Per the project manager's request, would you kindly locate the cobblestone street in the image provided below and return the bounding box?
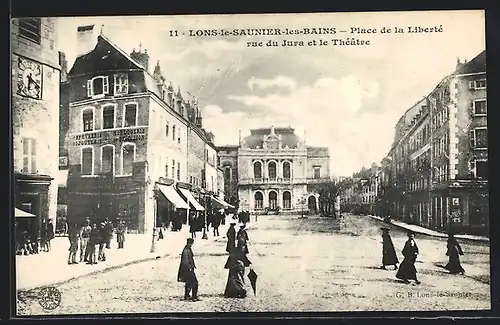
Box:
[17,214,490,315]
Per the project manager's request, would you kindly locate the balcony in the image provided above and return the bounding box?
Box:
[239,177,330,185]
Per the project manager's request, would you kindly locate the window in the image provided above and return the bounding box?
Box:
[268,161,277,179]
[164,158,168,177]
[253,161,262,179]
[102,105,115,129]
[190,176,193,184]
[180,105,184,116]
[123,103,137,127]
[101,145,115,174]
[470,128,488,149]
[82,108,94,132]
[313,166,321,179]
[172,160,175,179]
[224,167,231,182]
[18,18,41,44]
[177,162,181,180]
[472,100,487,116]
[470,79,487,90]
[178,133,181,144]
[254,192,263,209]
[172,125,176,141]
[165,122,169,137]
[283,161,291,179]
[114,73,129,95]
[269,191,278,210]
[87,76,109,98]
[81,147,93,176]
[283,191,292,209]
[121,143,135,175]
[21,138,36,173]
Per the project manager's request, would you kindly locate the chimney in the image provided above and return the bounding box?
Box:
[59,51,68,82]
[76,25,98,57]
[130,44,150,72]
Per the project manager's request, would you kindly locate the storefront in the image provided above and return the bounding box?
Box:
[14,172,53,244]
[154,181,189,230]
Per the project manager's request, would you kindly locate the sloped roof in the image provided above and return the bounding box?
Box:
[243,127,301,149]
[456,50,486,74]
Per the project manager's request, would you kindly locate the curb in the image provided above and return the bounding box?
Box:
[365,215,489,243]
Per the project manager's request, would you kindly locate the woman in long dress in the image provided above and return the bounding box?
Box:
[395,231,421,284]
[224,249,251,298]
[444,233,465,275]
[381,227,399,270]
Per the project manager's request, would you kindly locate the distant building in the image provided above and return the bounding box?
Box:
[12,18,60,241]
[218,126,331,214]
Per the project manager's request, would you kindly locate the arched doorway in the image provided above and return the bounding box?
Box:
[282,191,292,210]
[308,195,317,213]
[269,191,278,210]
[254,191,263,210]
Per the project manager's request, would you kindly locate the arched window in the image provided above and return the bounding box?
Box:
[268,161,277,179]
[121,143,136,175]
[283,161,291,179]
[101,145,115,174]
[254,161,262,179]
[81,147,93,176]
[283,191,291,209]
[254,192,263,209]
[269,191,278,210]
[224,166,231,182]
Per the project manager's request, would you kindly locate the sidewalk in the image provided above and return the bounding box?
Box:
[16,222,233,291]
[366,214,489,243]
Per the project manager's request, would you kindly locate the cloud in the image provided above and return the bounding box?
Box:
[247,76,297,91]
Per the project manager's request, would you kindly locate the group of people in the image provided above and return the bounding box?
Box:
[380,227,466,285]
[188,210,228,239]
[16,219,55,255]
[67,218,127,265]
[177,219,252,302]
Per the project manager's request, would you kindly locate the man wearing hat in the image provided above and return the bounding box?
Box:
[177,238,199,301]
[396,231,421,284]
[380,227,398,270]
[237,224,249,255]
[226,223,237,253]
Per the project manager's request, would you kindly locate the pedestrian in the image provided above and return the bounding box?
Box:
[177,238,199,301]
[213,211,221,237]
[104,218,114,249]
[68,223,80,265]
[226,222,236,253]
[116,220,126,249]
[444,232,465,275]
[223,250,251,298]
[189,213,197,239]
[380,227,399,270]
[87,223,99,264]
[80,220,92,262]
[46,219,54,252]
[237,224,249,255]
[40,221,47,252]
[395,231,421,284]
[98,222,107,262]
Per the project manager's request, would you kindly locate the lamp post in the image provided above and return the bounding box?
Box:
[201,189,208,240]
[150,183,158,253]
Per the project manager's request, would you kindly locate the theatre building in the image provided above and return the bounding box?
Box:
[12,18,60,243]
[221,126,331,214]
[65,26,207,233]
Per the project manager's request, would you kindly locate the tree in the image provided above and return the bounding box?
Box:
[313,180,345,217]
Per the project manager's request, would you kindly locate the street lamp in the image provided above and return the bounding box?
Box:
[150,183,158,253]
[201,190,209,240]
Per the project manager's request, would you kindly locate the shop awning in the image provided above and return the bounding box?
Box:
[211,196,234,209]
[15,208,35,218]
[178,188,205,211]
[157,184,189,209]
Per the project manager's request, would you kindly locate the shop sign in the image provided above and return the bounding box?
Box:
[71,127,147,146]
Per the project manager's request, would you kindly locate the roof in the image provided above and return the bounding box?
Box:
[242,126,301,149]
[456,50,486,75]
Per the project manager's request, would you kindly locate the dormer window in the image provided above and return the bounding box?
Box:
[87,76,109,98]
[114,73,129,95]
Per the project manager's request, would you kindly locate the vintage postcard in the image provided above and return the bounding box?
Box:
[12,10,489,315]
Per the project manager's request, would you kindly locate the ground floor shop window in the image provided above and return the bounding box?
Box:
[254,192,263,209]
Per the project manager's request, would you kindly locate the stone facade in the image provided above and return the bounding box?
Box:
[12,17,61,240]
[218,126,330,215]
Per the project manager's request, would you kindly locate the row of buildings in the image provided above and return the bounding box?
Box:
[340,51,488,236]
[13,20,231,237]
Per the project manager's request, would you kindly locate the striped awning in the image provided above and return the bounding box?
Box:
[211,196,234,209]
[157,184,189,209]
[178,188,204,211]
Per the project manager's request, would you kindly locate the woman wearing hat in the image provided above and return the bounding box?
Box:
[223,248,251,298]
[226,223,237,253]
[380,227,399,270]
[237,224,249,255]
[444,232,465,275]
[395,231,421,284]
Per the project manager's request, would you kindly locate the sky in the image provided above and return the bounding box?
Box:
[56,10,485,177]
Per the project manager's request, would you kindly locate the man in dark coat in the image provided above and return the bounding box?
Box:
[68,223,80,264]
[237,224,249,255]
[213,211,221,237]
[395,231,421,284]
[444,232,465,275]
[87,223,100,264]
[226,223,236,253]
[177,238,199,301]
[98,222,108,262]
[381,227,399,270]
